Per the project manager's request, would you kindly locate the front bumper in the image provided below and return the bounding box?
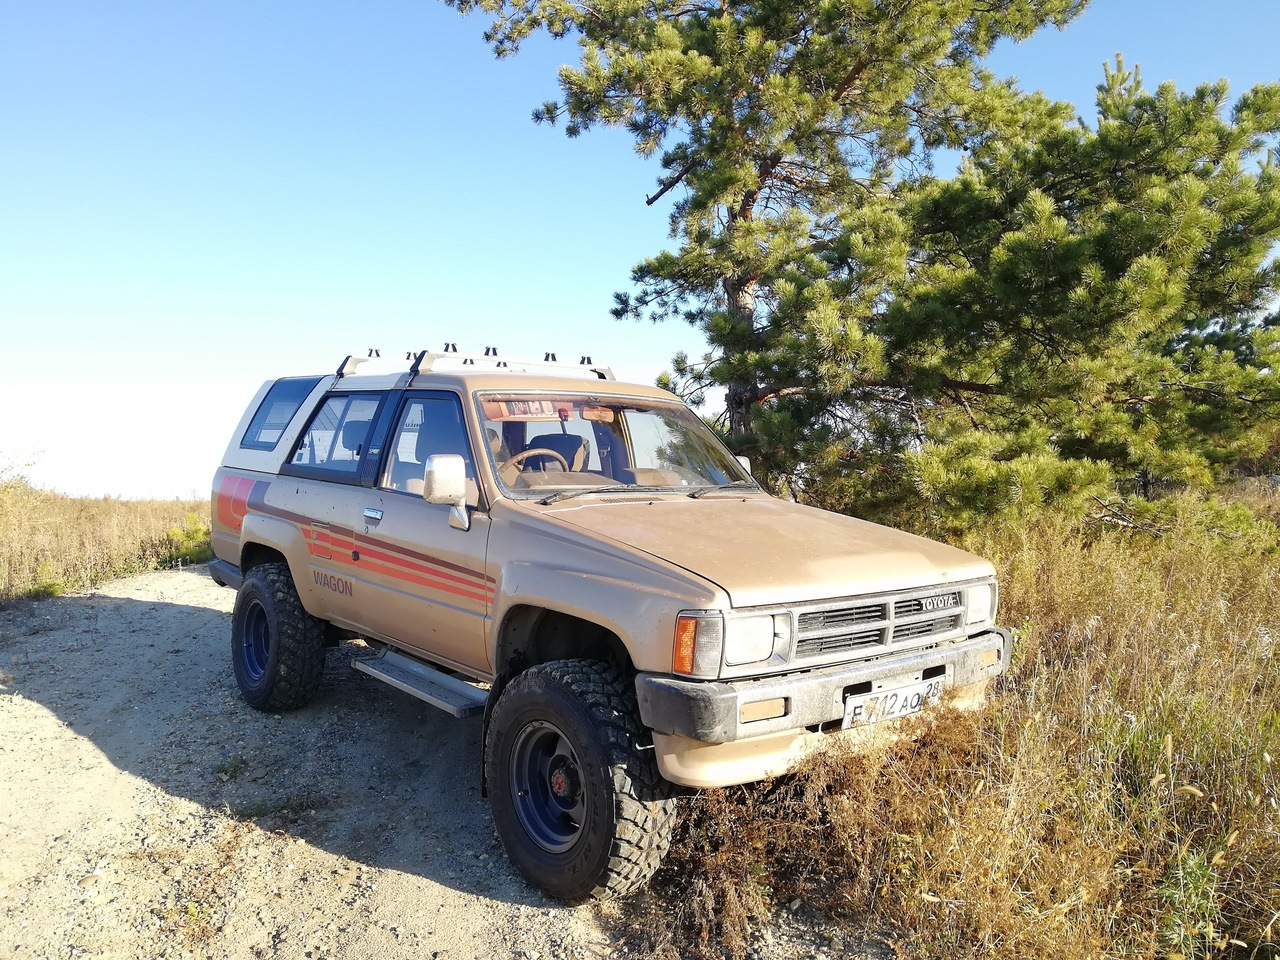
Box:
[635,627,1010,744]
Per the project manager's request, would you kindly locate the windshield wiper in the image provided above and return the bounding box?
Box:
[538,484,678,505]
[687,481,761,499]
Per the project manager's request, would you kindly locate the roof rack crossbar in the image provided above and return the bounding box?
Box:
[401,347,614,381]
[335,349,615,382]
[336,348,383,378]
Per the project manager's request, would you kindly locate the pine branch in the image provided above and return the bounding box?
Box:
[1086,496,1165,536]
[646,157,699,206]
[830,54,872,103]
[937,375,1005,396]
[1156,381,1280,405]
[757,386,808,405]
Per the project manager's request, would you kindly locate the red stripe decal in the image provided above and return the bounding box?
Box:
[222,483,493,604]
[342,538,492,595]
[350,555,491,603]
[216,475,262,534]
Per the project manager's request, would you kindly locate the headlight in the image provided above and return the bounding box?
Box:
[966,583,996,625]
[674,611,791,675]
[724,615,771,666]
[725,613,790,666]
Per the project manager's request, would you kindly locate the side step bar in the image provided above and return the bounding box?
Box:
[208,558,243,590]
[352,649,487,718]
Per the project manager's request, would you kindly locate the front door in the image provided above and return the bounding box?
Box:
[352,392,492,673]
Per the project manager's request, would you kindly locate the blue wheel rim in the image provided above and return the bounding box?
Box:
[510,719,586,854]
[241,598,271,684]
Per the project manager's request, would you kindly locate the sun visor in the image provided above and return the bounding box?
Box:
[480,398,616,423]
[481,399,561,421]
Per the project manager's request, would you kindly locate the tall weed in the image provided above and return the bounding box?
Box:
[0,479,211,604]
[640,501,1280,960]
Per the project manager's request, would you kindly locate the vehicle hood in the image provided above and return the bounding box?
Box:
[541,495,994,607]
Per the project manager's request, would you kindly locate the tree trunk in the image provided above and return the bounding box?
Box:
[723,274,759,437]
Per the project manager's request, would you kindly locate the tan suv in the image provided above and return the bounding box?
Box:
[210,349,1009,901]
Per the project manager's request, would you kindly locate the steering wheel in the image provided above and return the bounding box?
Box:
[502,447,571,473]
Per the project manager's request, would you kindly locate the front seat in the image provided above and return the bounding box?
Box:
[402,404,480,502]
[523,433,588,472]
[340,419,371,460]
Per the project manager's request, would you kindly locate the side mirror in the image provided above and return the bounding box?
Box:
[422,455,470,531]
[735,455,752,474]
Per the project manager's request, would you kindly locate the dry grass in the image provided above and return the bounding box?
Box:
[0,478,211,605]
[636,492,1280,960]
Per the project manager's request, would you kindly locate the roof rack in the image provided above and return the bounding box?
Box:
[335,348,384,379]
[399,345,615,381]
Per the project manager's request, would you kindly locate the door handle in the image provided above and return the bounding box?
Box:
[363,507,383,522]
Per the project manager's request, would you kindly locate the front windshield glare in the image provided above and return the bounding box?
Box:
[477,394,755,498]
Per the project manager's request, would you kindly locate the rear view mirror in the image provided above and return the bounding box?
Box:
[422,455,470,530]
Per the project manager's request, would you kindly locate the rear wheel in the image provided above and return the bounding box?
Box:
[486,659,677,902]
[230,562,326,711]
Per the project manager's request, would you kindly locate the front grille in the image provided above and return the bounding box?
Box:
[894,592,962,617]
[797,602,885,633]
[893,614,962,640]
[793,587,970,661]
[795,628,882,659]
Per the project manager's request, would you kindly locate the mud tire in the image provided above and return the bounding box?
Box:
[230,562,327,711]
[486,659,677,902]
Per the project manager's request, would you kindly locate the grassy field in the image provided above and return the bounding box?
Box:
[4,467,1276,958]
[634,487,1280,960]
[0,478,211,605]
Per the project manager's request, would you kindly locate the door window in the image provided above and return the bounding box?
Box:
[290,394,382,477]
[382,395,477,494]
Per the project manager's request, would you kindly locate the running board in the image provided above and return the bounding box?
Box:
[352,650,487,718]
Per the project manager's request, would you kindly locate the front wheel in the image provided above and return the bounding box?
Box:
[486,660,677,902]
[230,562,326,711]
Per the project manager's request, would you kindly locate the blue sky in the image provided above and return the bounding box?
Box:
[1,1,1277,497]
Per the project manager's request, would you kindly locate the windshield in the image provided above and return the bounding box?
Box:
[476,393,756,499]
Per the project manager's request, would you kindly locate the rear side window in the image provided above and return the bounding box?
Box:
[240,377,323,450]
[290,393,382,477]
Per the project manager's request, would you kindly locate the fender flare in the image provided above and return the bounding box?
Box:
[489,560,705,676]
[237,514,324,616]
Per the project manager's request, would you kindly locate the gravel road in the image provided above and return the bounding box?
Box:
[0,566,855,960]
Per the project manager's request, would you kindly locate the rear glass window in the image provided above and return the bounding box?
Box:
[240,377,322,450]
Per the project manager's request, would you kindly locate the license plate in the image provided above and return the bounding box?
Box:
[842,678,943,729]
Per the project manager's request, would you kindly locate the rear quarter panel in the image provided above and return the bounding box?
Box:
[212,374,344,619]
[217,376,333,474]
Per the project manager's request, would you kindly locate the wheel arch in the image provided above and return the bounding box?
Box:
[494,604,634,679]
[236,513,325,615]
[240,541,288,574]
[481,604,636,799]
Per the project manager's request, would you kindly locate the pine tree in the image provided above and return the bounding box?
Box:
[445,0,1086,439]
[859,61,1280,522]
[447,3,1280,523]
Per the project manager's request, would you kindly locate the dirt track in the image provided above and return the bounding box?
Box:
[0,566,848,960]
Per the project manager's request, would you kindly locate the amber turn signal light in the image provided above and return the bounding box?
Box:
[673,615,700,675]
